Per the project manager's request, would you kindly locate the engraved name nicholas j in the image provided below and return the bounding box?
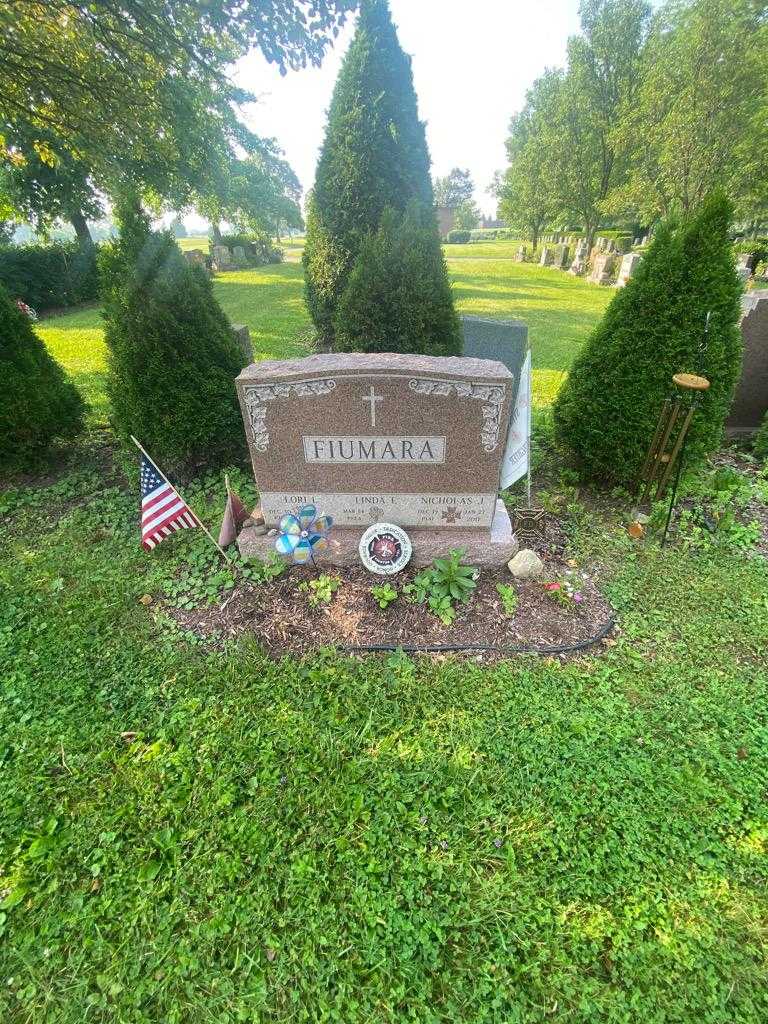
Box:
[302,436,446,464]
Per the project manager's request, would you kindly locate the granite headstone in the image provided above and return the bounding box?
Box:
[236,352,520,566]
[726,289,768,435]
[616,252,642,287]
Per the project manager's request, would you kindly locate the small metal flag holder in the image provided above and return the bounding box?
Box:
[635,314,712,546]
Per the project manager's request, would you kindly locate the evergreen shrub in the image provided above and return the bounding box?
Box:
[0,283,85,468]
[446,230,471,244]
[334,206,461,357]
[303,0,439,347]
[101,211,244,476]
[554,192,743,484]
[0,241,99,311]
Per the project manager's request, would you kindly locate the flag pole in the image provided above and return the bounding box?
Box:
[130,435,233,565]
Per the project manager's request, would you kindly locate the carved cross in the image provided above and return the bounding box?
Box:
[441,506,460,524]
[362,386,384,427]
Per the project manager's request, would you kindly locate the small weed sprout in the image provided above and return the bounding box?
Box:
[298,575,341,607]
[370,583,398,609]
[495,582,518,617]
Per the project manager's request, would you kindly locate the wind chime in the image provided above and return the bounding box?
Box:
[635,313,712,545]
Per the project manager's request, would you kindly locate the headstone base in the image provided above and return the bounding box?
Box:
[237,499,519,568]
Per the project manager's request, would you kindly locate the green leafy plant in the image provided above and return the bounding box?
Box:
[496,582,519,617]
[403,549,477,625]
[755,412,768,461]
[238,552,288,585]
[370,583,398,609]
[543,574,585,608]
[334,204,461,356]
[0,240,99,311]
[298,574,341,608]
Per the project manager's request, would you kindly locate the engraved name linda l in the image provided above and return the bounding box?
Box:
[302,436,446,464]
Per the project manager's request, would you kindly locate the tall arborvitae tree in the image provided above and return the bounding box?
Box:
[335,205,461,356]
[304,0,457,352]
[101,203,244,476]
[553,192,742,484]
[0,284,84,468]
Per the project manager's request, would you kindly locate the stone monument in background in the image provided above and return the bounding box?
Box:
[589,252,616,286]
[726,289,768,436]
[616,252,642,287]
[568,239,589,275]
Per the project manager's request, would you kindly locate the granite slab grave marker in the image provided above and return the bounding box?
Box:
[726,289,768,435]
[568,239,588,275]
[235,353,520,566]
[212,244,233,270]
[589,252,616,286]
[461,316,528,410]
[540,246,554,267]
[616,252,642,287]
[554,244,570,270]
[231,324,253,366]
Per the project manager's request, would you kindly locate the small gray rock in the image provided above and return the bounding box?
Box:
[507,549,544,579]
[630,510,651,525]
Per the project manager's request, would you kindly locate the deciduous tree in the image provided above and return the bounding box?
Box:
[608,0,768,222]
[433,168,474,208]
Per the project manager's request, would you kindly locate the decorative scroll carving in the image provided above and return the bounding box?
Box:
[243,379,336,452]
[408,379,506,451]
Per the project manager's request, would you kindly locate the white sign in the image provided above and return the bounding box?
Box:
[499,350,531,489]
[358,523,413,575]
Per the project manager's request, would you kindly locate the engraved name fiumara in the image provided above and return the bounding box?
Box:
[236,352,515,529]
[303,436,445,464]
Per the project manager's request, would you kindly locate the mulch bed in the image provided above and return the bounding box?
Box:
[170,516,616,661]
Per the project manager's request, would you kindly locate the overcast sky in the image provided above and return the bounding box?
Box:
[231,0,583,217]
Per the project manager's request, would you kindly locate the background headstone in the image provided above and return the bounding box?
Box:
[231,324,253,366]
[212,244,233,270]
[461,315,528,413]
[726,289,768,435]
[540,246,554,267]
[554,244,570,270]
[589,252,616,286]
[616,252,642,287]
[569,239,588,275]
[515,244,527,262]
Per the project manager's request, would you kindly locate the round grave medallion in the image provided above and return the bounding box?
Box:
[359,522,412,575]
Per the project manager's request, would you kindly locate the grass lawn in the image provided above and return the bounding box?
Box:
[2,242,768,1022]
[37,240,612,426]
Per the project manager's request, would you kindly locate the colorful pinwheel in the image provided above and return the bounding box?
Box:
[274,504,334,565]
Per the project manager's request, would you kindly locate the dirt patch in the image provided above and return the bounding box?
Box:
[169,534,616,661]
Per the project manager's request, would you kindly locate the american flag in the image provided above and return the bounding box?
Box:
[140,453,198,550]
